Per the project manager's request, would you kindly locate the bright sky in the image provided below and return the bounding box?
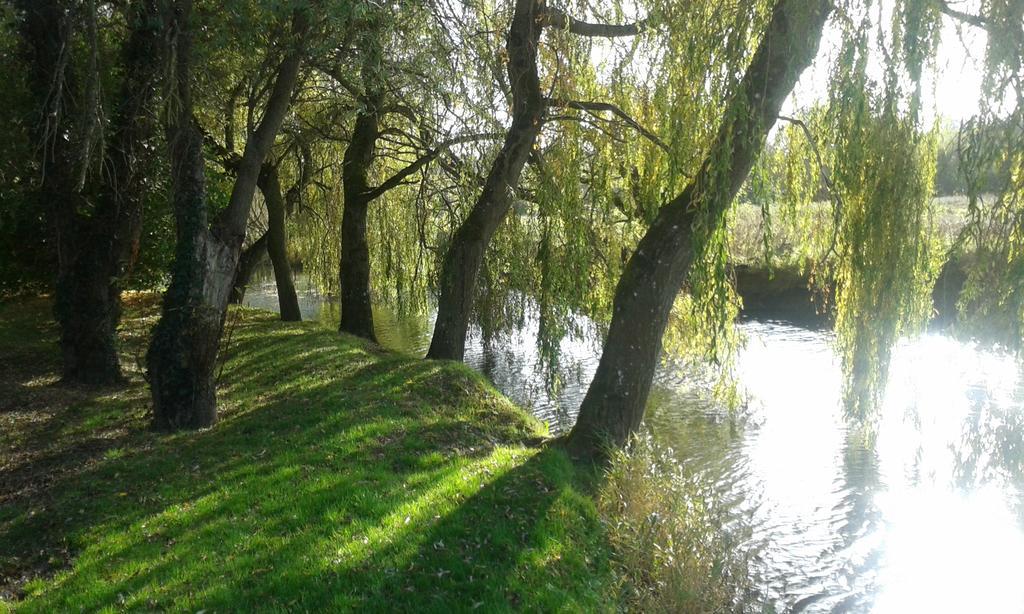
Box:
[586,2,995,132]
[931,16,989,121]
[785,7,991,125]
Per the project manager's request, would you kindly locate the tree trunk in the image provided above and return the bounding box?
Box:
[426,0,544,360]
[147,0,307,430]
[229,231,269,304]
[564,0,832,459]
[338,89,381,341]
[15,0,101,383]
[54,230,124,384]
[339,195,375,339]
[259,163,302,321]
[18,0,166,385]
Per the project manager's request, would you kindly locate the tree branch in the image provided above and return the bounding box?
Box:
[213,7,311,244]
[195,117,242,172]
[540,7,645,37]
[546,97,668,152]
[364,132,503,202]
[936,0,987,28]
[777,114,844,260]
[311,61,364,100]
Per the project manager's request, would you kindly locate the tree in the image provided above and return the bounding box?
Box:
[948,0,1024,351]
[426,0,643,361]
[332,6,499,342]
[147,0,310,430]
[258,160,303,321]
[15,0,168,385]
[210,137,310,321]
[564,0,832,459]
[337,37,386,340]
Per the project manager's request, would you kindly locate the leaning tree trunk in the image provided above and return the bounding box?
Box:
[564,0,832,459]
[259,163,301,321]
[147,0,307,430]
[229,231,269,304]
[338,84,382,340]
[426,0,544,360]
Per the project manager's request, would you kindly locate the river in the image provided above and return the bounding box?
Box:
[244,278,1024,613]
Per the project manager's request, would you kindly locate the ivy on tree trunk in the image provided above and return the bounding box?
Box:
[147,0,309,430]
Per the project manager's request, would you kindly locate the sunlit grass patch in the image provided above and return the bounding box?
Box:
[0,298,614,611]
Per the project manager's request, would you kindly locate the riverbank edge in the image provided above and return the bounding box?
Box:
[1,295,622,611]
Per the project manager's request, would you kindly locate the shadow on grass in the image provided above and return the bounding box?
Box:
[2,302,612,611]
[0,297,154,531]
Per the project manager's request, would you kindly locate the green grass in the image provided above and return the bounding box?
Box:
[728,196,970,270]
[0,296,614,612]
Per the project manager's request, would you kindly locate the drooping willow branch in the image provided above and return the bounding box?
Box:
[539,7,646,37]
[546,98,668,152]
[777,114,845,262]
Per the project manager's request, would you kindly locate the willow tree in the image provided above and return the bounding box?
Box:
[334,5,497,341]
[14,0,168,385]
[822,2,943,418]
[789,0,1020,416]
[564,0,833,457]
[147,0,310,430]
[426,0,644,360]
[560,0,1024,458]
[951,0,1024,351]
[258,156,304,321]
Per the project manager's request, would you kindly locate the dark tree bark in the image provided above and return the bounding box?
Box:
[15,0,81,211]
[59,0,166,385]
[229,231,269,304]
[258,163,302,321]
[564,0,833,459]
[147,0,308,430]
[338,83,382,340]
[426,0,545,360]
[17,0,167,385]
[332,62,500,340]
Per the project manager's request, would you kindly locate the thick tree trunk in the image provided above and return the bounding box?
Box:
[18,0,165,385]
[338,92,381,340]
[426,0,544,360]
[147,0,307,430]
[259,163,302,321]
[15,0,103,383]
[229,231,269,304]
[147,218,235,431]
[339,196,375,338]
[54,231,124,384]
[564,0,832,459]
[65,0,165,384]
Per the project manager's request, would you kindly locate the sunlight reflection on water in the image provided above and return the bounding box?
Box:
[657,322,1024,612]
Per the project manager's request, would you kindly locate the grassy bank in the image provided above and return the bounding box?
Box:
[0,296,615,611]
